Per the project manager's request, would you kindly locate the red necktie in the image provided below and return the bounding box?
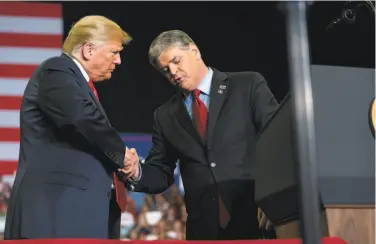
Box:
[191,89,207,141]
[88,80,128,212]
[191,89,231,228]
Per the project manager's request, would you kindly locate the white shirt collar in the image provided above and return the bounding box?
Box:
[65,53,90,82]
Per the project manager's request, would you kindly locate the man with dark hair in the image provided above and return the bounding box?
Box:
[126,30,278,240]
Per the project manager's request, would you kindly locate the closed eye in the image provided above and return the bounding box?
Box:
[161,67,170,74]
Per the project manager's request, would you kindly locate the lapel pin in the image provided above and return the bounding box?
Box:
[218,85,226,94]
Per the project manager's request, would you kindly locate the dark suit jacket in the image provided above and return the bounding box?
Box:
[4,54,126,239]
[133,69,278,240]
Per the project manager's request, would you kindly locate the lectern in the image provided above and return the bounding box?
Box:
[255,65,375,244]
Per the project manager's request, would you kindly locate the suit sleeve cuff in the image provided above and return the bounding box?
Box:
[127,163,142,184]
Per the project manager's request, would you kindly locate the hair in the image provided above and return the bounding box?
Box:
[148,30,196,67]
[62,15,132,55]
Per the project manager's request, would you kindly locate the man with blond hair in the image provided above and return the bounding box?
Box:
[4,15,140,239]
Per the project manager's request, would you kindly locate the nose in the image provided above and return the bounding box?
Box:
[169,64,178,76]
[114,53,121,65]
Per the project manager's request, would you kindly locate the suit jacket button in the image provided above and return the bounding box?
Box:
[107,191,111,197]
[210,162,216,168]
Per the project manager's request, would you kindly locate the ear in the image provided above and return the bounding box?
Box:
[82,42,93,61]
[189,43,201,60]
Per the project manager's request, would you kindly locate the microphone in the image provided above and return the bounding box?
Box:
[326,1,375,31]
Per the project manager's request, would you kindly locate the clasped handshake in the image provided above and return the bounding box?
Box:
[117,147,140,180]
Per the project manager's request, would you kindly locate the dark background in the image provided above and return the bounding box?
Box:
[62,1,375,133]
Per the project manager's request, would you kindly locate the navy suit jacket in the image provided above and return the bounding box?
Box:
[4,54,126,239]
[133,70,278,240]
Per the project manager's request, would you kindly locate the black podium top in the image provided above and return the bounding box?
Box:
[255,65,375,223]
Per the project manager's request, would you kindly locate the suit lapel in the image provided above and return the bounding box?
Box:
[207,69,229,150]
[61,54,108,118]
[172,92,204,146]
[88,88,108,117]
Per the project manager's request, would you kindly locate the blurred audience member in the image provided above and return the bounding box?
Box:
[0,176,11,213]
[122,185,186,240]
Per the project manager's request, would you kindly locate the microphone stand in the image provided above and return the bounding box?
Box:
[280,1,322,244]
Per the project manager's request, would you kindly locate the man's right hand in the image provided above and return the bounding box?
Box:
[118,147,140,180]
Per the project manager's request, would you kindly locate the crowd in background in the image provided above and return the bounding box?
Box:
[0,176,12,240]
[0,176,11,214]
[0,176,274,240]
[0,176,187,241]
[121,185,186,240]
